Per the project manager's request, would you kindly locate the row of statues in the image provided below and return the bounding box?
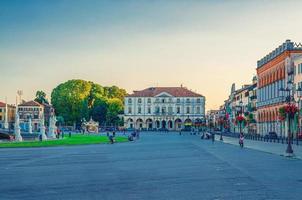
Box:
[14,110,57,142]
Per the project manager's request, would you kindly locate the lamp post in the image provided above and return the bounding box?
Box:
[279,79,297,156]
[235,101,244,135]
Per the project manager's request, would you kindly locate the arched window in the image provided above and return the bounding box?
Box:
[138,98,142,104]
[128,98,132,104]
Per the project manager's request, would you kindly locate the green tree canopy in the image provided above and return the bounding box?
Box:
[51,80,92,125]
[106,98,124,126]
[35,90,49,104]
[51,79,127,127]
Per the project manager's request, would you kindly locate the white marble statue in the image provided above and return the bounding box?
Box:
[39,114,47,140]
[48,114,57,139]
[14,109,23,141]
[28,117,33,134]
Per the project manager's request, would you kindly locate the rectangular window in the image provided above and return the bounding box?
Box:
[148,107,151,114]
[186,107,190,114]
[168,106,172,113]
[177,107,180,114]
[128,107,132,114]
[162,107,166,114]
[138,107,141,114]
[196,107,200,114]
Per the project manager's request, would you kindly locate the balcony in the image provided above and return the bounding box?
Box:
[256,96,285,108]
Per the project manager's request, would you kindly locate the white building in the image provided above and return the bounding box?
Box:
[124,87,205,131]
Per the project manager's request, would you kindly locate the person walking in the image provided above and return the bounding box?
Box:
[239,133,244,148]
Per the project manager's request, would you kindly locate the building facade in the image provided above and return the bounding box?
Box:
[257,40,302,136]
[18,100,44,132]
[124,87,205,131]
[0,102,16,129]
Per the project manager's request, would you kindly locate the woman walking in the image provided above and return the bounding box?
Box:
[239,133,244,148]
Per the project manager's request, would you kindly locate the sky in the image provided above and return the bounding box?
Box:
[1,0,302,110]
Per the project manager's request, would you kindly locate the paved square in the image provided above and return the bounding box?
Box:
[1,132,302,200]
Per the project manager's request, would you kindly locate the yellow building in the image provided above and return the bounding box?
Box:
[0,101,16,129]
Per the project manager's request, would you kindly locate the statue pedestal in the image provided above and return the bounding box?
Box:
[48,128,56,139]
[40,126,47,140]
[14,127,23,142]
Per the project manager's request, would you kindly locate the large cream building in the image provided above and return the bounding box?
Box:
[124,87,205,130]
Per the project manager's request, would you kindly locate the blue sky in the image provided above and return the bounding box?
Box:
[1,0,302,109]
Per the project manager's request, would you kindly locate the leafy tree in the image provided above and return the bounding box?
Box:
[51,79,127,127]
[88,83,104,108]
[106,98,123,126]
[35,90,49,104]
[104,86,127,102]
[91,96,108,125]
[51,80,92,125]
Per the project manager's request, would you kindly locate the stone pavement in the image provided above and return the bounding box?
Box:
[1,132,302,200]
[215,134,302,159]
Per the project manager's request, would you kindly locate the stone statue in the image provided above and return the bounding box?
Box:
[14,108,23,141]
[39,114,47,140]
[28,117,33,134]
[48,114,57,139]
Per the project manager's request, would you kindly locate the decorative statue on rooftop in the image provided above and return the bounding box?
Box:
[39,114,47,141]
[48,113,57,139]
[14,108,23,142]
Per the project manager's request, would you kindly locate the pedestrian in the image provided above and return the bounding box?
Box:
[239,133,244,148]
[109,135,114,144]
[113,131,116,137]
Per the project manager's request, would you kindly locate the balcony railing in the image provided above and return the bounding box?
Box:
[256,96,285,108]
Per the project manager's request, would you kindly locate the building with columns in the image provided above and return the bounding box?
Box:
[257,40,302,136]
[124,87,205,130]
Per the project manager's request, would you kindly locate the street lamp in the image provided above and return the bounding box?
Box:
[235,100,244,135]
[279,79,295,156]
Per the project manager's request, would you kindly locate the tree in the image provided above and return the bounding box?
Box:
[51,79,127,127]
[91,96,108,125]
[51,80,92,125]
[35,90,49,104]
[104,86,127,102]
[106,98,123,126]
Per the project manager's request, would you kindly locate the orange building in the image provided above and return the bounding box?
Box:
[257,40,302,136]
